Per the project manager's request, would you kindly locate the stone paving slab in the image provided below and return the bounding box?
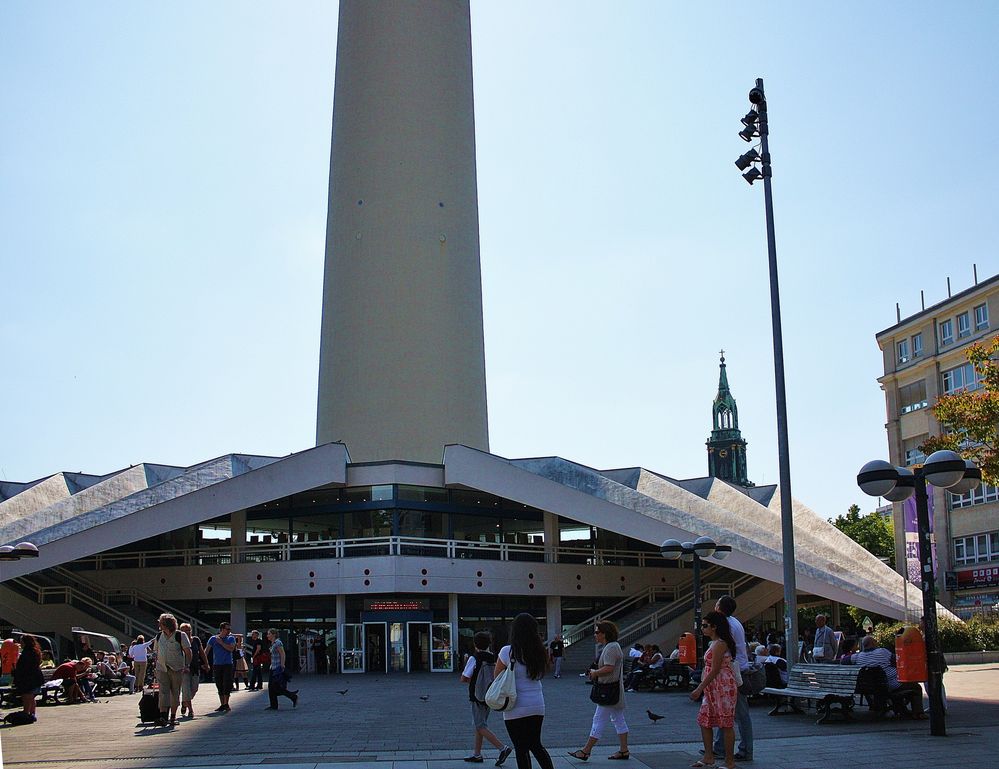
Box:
[1,665,997,769]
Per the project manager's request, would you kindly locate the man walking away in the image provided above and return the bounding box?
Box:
[460,631,512,765]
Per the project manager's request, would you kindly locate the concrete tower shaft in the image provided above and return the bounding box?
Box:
[317,0,489,462]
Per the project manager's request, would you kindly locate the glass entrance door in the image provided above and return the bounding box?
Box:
[389,622,406,672]
[431,623,453,672]
[364,622,388,673]
[340,623,364,673]
[407,622,430,672]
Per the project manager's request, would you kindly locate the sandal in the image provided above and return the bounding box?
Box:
[608,752,630,760]
[691,762,716,768]
[568,751,591,761]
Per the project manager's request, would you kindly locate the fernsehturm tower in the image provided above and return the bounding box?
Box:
[316,0,489,462]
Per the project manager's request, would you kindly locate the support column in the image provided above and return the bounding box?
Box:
[449,592,459,666]
[336,593,346,672]
[543,511,560,563]
[830,602,841,627]
[546,595,562,639]
[230,598,247,636]
[230,510,247,565]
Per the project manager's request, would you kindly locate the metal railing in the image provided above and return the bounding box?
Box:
[9,575,155,639]
[616,573,761,647]
[66,536,674,571]
[561,565,728,650]
[51,566,215,639]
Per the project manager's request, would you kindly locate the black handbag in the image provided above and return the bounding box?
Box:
[589,680,620,706]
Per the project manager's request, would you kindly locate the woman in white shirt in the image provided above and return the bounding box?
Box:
[569,621,629,761]
[493,614,555,769]
[128,635,151,691]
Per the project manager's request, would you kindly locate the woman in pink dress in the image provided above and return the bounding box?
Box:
[689,610,738,769]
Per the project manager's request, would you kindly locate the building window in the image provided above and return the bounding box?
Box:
[897,339,910,364]
[899,380,928,415]
[939,319,954,346]
[912,332,923,358]
[953,530,999,565]
[942,362,981,395]
[903,436,926,467]
[975,303,990,331]
[950,482,999,509]
[958,311,971,339]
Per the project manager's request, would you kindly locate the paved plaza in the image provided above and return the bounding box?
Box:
[1,664,997,769]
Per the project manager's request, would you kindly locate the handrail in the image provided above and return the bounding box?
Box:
[617,573,760,647]
[561,564,724,649]
[66,535,673,571]
[51,566,215,639]
[11,575,155,640]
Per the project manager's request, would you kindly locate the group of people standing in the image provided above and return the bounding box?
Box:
[133,616,299,727]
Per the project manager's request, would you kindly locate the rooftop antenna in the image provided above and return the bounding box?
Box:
[896,303,901,323]
[974,263,978,285]
[947,277,952,298]
[921,290,925,311]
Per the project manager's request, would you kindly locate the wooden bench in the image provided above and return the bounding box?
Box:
[761,663,861,724]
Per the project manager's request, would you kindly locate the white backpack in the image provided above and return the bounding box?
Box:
[485,658,518,711]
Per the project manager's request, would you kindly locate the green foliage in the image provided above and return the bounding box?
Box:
[870,616,999,652]
[921,335,999,485]
[829,504,895,567]
[967,614,999,650]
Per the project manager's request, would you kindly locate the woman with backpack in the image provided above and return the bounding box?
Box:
[151,613,192,727]
[493,614,555,769]
[459,631,512,765]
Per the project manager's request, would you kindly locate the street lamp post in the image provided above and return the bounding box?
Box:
[734,77,799,661]
[858,450,981,737]
[661,537,732,663]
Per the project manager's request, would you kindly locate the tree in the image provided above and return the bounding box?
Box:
[921,335,999,485]
[829,503,895,567]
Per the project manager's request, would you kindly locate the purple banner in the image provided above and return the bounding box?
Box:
[903,493,937,584]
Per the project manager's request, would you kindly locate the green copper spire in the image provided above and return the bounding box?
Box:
[706,351,753,486]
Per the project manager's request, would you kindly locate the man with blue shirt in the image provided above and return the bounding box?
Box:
[206,621,236,712]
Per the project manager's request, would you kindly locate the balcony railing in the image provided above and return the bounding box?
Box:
[65,535,673,572]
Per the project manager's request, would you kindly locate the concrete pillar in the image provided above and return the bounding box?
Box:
[230,510,246,565]
[336,593,346,670]
[830,602,841,627]
[449,592,459,667]
[546,595,562,640]
[230,598,247,637]
[316,0,488,462]
[543,511,560,564]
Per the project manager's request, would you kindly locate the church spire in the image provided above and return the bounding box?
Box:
[706,351,753,486]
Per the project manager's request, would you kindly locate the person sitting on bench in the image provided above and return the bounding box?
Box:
[848,636,926,719]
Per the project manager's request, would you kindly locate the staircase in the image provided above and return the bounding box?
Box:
[559,567,780,673]
[1,567,217,643]
[50,566,215,638]
[2,575,155,640]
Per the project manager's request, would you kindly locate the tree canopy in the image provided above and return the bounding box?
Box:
[830,503,895,567]
[921,335,999,485]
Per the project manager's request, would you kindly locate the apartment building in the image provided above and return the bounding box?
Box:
[876,272,999,618]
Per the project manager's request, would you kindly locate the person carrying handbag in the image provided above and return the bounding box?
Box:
[568,621,629,761]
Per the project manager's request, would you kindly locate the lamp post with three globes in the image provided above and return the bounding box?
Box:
[857,449,981,737]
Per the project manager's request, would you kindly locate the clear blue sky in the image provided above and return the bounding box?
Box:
[2,1,997,523]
